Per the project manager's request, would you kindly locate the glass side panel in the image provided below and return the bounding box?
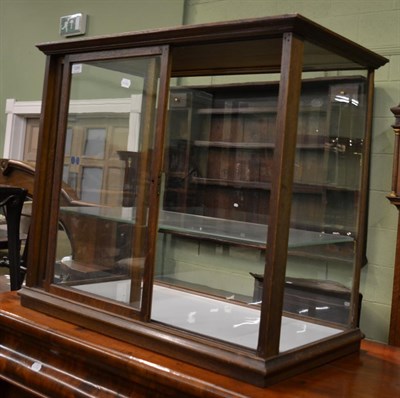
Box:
[152,74,364,349]
[153,76,277,347]
[283,72,368,329]
[54,55,161,311]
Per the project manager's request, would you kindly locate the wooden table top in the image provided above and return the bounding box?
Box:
[0,290,399,397]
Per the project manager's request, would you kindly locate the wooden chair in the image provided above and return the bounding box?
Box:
[0,186,28,290]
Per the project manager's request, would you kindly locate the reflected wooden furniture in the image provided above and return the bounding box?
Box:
[117,151,140,207]
[0,159,36,198]
[0,291,399,397]
[0,159,79,206]
[0,160,93,288]
[0,160,127,281]
[0,186,28,290]
[165,78,367,265]
[388,103,400,346]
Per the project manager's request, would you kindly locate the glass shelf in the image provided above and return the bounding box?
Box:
[60,206,353,249]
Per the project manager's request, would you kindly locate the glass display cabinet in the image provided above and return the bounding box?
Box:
[22,15,387,386]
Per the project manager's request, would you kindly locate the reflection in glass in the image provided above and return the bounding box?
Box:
[65,128,73,156]
[152,74,367,349]
[84,128,106,157]
[81,167,103,203]
[54,55,161,312]
[284,75,367,328]
[53,60,368,350]
[154,77,279,347]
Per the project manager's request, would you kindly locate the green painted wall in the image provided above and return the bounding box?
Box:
[0,0,185,153]
[1,0,399,343]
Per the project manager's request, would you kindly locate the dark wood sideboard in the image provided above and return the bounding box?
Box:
[0,291,399,397]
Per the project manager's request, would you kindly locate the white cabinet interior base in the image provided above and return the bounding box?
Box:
[75,280,341,352]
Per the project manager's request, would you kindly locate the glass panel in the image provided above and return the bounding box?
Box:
[283,72,368,338]
[153,76,278,348]
[54,55,161,312]
[153,72,368,350]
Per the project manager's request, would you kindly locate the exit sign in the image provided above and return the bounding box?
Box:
[60,13,87,37]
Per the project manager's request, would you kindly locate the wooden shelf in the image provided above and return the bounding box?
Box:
[191,176,358,193]
[197,106,277,115]
[194,140,275,149]
[196,105,327,115]
[194,139,330,150]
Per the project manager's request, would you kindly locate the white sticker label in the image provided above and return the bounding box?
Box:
[72,64,82,74]
[121,78,131,88]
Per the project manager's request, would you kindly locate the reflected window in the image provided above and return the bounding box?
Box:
[81,167,103,203]
[84,128,106,157]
